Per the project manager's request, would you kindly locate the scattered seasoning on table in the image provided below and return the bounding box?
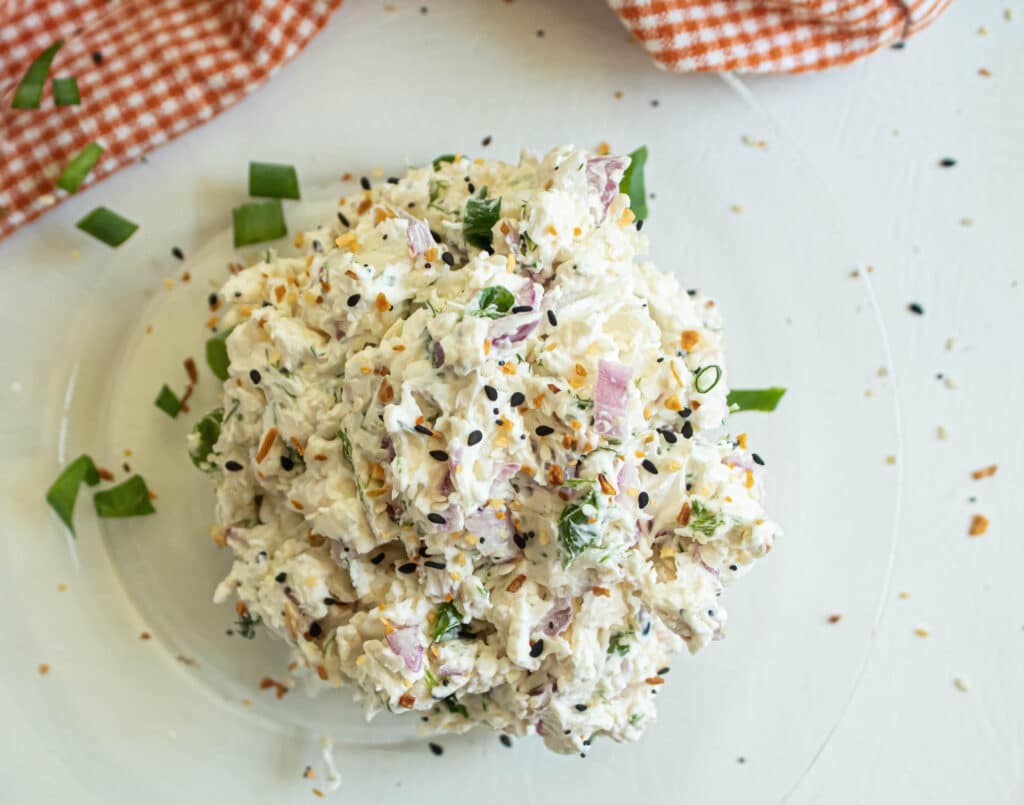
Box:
[38,663,50,675]
[302,766,315,779]
[907,302,925,315]
[614,90,623,99]
[360,176,371,190]
[171,246,185,260]
[91,51,103,65]
[428,742,443,756]
[938,157,957,168]
[953,676,970,692]
[500,734,513,747]
[899,592,911,600]
[968,514,989,537]
[420,5,429,13]
[891,41,906,49]
[650,99,660,107]
[536,28,545,37]
[140,631,151,640]
[827,614,842,624]
[914,627,930,638]
[737,756,747,764]
[970,464,998,480]
[481,135,492,147]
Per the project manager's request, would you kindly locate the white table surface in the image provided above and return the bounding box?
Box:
[1,1,1021,803]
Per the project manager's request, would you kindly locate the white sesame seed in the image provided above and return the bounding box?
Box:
[953,676,969,692]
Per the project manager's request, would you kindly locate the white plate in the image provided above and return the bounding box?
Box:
[0,4,902,802]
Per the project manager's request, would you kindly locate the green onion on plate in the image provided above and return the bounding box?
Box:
[93,475,156,518]
[233,199,286,247]
[45,454,100,536]
[154,384,184,418]
[248,162,300,200]
[76,206,138,246]
[727,387,787,413]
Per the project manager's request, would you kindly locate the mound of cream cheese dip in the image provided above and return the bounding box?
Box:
[192,145,780,754]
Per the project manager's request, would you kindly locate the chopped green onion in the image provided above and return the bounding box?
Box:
[248,161,300,200]
[57,142,102,193]
[608,630,633,656]
[472,285,515,318]
[433,602,463,641]
[233,199,286,247]
[205,329,232,381]
[234,611,261,639]
[189,408,223,471]
[443,694,470,719]
[558,489,600,567]
[154,384,183,418]
[76,206,138,247]
[727,387,787,413]
[687,499,725,538]
[619,145,648,220]
[45,454,100,537]
[12,40,64,109]
[694,364,722,394]
[463,193,501,250]
[93,475,156,518]
[432,153,456,170]
[52,76,80,106]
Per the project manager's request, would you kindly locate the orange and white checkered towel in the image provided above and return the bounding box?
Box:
[1,0,950,242]
[610,0,952,73]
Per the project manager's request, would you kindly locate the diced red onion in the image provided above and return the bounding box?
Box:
[399,211,434,256]
[723,452,758,472]
[504,222,521,255]
[432,341,445,367]
[594,360,632,438]
[543,603,573,636]
[385,627,424,672]
[585,156,629,223]
[489,313,540,347]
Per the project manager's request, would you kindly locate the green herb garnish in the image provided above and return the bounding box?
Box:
[687,499,724,538]
[472,285,514,318]
[45,454,100,536]
[248,161,300,200]
[432,153,456,170]
[727,387,786,413]
[189,408,223,471]
[337,429,354,468]
[76,206,138,247]
[93,475,156,518]
[443,694,470,719]
[205,330,231,381]
[52,76,80,106]
[558,490,600,567]
[234,610,261,639]
[12,40,64,109]
[607,630,633,656]
[232,199,286,247]
[463,194,501,250]
[433,602,462,642]
[154,385,183,418]
[694,364,722,394]
[57,142,102,193]
[619,145,648,220]
[520,230,537,252]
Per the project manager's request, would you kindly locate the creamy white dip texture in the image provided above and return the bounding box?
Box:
[196,146,779,754]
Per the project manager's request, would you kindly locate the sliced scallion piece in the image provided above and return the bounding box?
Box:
[76,206,138,246]
[45,454,100,537]
[12,40,64,109]
[619,145,648,220]
[432,153,456,170]
[233,199,286,247]
[727,387,787,413]
[205,329,232,381]
[248,162,300,199]
[154,384,183,418]
[57,142,102,193]
[93,475,156,518]
[52,76,80,106]
[463,192,501,250]
[694,364,722,394]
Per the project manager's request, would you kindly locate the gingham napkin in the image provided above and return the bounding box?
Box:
[0,0,341,241]
[610,0,952,72]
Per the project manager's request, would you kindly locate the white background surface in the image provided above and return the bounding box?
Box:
[1,1,1022,803]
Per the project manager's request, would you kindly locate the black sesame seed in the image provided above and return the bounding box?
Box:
[347,293,360,307]
[428,513,446,525]
[484,385,498,401]
[638,491,650,509]
[171,246,185,260]
[309,622,322,637]
[430,229,442,241]
[686,289,697,296]
[467,182,477,194]
[752,453,764,466]
[338,211,350,227]
[499,734,512,747]
[574,704,587,712]
[510,392,526,407]
[657,666,670,675]
[418,545,428,557]
[280,455,295,471]
[641,459,658,474]
[442,251,455,266]
[415,424,434,436]
[681,421,694,439]
[939,157,957,168]
[535,425,554,436]
[429,449,449,462]
[370,552,385,565]
[424,560,446,570]
[467,430,483,446]
[91,51,103,65]
[482,135,493,146]
[513,533,527,550]
[680,407,692,417]
[387,177,400,184]
[275,572,287,583]
[642,622,652,635]
[428,742,443,756]
[511,305,533,314]
[536,28,545,37]
[225,460,243,472]
[323,597,339,606]
[398,562,417,574]
[907,302,925,315]
[360,176,371,190]
[891,41,906,49]
[650,99,660,107]
[661,429,677,444]
[529,640,544,658]
[636,219,644,231]
[729,565,738,572]
[249,369,261,384]
[207,293,218,307]
[547,310,558,327]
